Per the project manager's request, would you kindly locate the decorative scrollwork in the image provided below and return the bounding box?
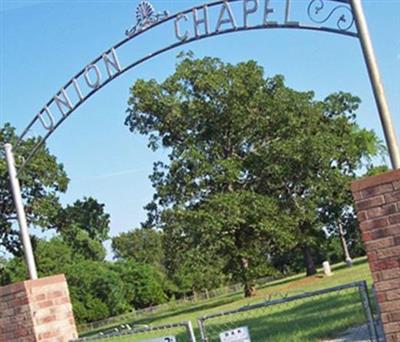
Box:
[125,0,169,36]
[307,0,354,31]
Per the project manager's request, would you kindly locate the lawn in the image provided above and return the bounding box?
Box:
[80,257,374,341]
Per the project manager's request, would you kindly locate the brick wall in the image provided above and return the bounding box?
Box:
[0,274,78,342]
[0,281,34,341]
[352,169,400,342]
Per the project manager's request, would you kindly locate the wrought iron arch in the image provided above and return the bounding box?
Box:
[4,0,400,281]
[14,0,368,172]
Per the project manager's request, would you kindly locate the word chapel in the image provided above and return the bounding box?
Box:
[174,0,300,42]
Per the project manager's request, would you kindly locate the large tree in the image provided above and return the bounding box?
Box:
[1,124,111,270]
[161,191,294,296]
[246,89,382,274]
[110,259,168,309]
[53,197,110,261]
[112,228,164,267]
[0,123,68,255]
[125,55,381,291]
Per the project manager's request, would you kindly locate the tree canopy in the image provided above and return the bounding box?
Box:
[112,228,164,267]
[0,123,68,255]
[125,54,382,294]
[0,53,386,322]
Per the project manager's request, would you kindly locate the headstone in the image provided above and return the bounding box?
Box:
[323,261,333,276]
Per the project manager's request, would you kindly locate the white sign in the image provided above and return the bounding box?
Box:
[219,326,251,342]
[141,337,176,342]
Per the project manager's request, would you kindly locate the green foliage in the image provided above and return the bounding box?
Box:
[1,53,385,325]
[126,54,383,287]
[81,258,372,341]
[35,237,75,275]
[164,237,227,295]
[55,197,110,242]
[112,228,163,267]
[1,123,149,323]
[50,197,110,261]
[0,236,172,323]
[163,191,293,294]
[0,256,27,285]
[111,260,167,309]
[0,125,109,262]
[0,123,68,256]
[66,229,107,261]
[66,260,130,322]
[0,239,125,323]
[364,165,389,177]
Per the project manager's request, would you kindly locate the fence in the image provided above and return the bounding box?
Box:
[78,277,274,333]
[74,321,196,342]
[198,281,379,342]
[76,280,382,342]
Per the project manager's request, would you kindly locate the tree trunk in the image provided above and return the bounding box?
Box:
[338,221,352,267]
[240,257,257,297]
[302,245,317,276]
[244,283,257,297]
[192,289,198,302]
[204,288,209,300]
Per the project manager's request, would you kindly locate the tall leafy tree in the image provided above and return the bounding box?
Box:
[112,228,164,267]
[246,89,382,274]
[55,197,110,242]
[126,55,297,295]
[320,164,388,265]
[125,54,382,290]
[53,197,110,260]
[162,191,293,296]
[0,123,68,255]
[111,260,167,309]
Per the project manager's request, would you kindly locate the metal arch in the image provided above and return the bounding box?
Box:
[307,0,355,31]
[15,0,358,174]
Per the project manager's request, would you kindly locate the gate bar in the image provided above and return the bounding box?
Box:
[350,0,400,169]
[359,281,379,341]
[186,321,197,342]
[4,143,38,280]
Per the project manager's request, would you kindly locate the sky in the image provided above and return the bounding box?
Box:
[1,0,399,257]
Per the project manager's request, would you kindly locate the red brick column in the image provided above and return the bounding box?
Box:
[351,169,400,342]
[0,274,78,342]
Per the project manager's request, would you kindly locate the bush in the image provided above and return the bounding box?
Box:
[66,260,130,323]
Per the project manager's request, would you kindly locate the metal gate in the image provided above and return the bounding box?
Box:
[198,281,379,342]
[74,320,196,342]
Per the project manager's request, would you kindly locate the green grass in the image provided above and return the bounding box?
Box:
[81,257,374,341]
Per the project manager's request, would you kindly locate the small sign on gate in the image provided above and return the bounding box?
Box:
[141,337,176,342]
[219,326,251,342]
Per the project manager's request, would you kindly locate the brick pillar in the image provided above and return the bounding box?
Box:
[0,274,78,342]
[351,169,400,342]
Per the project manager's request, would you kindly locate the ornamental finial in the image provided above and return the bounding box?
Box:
[126,1,169,36]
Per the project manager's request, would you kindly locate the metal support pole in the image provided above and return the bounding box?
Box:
[372,285,387,342]
[186,321,197,342]
[359,281,379,341]
[4,143,38,280]
[350,0,400,169]
[197,319,208,342]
